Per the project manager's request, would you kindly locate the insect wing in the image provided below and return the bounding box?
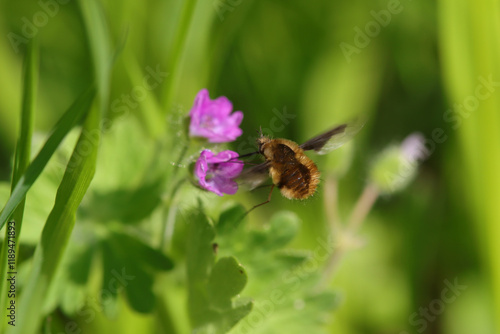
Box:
[300,117,366,155]
[237,161,271,190]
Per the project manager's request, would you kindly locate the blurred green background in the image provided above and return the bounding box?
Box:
[0,0,499,333]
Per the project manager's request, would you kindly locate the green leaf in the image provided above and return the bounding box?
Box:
[0,40,38,331]
[123,264,156,314]
[216,210,300,257]
[274,249,311,268]
[103,230,173,314]
[216,203,247,237]
[108,230,174,272]
[186,207,252,333]
[214,210,343,334]
[79,0,113,111]
[208,257,247,310]
[60,281,87,316]
[162,0,199,109]
[196,300,253,334]
[103,243,157,316]
[257,211,301,251]
[12,102,100,334]
[186,209,216,287]
[100,241,121,317]
[0,86,96,231]
[44,240,95,316]
[80,181,164,224]
[12,40,37,190]
[40,117,172,317]
[239,292,338,334]
[187,209,216,325]
[439,0,500,327]
[123,55,165,137]
[68,246,94,285]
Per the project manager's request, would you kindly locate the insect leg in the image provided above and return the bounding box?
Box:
[245,184,275,216]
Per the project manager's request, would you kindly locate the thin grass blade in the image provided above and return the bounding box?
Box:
[0,40,38,331]
[10,104,100,334]
[0,87,96,231]
[79,0,113,112]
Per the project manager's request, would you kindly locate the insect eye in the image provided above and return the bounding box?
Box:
[258,142,264,154]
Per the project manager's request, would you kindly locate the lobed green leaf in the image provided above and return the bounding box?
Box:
[208,257,247,310]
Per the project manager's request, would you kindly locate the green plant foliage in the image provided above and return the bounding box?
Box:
[0,0,496,333]
[12,104,100,334]
[105,230,174,313]
[207,257,247,310]
[439,1,500,330]
[0,39,37,333]
[36,118,175,319]
[0,87,95,231]
[214,205,339,334]
[79,0,113,110]
[186,206,252,333]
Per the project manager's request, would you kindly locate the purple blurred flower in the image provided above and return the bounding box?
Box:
[195,149,243,196]
[189,89,243,143]
[401,133,429,162]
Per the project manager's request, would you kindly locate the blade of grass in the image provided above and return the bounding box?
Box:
[162,0,198,109]
[79,0,113,112]
[124,53,165,137]
[10,103,100,334]
[0,40,38,332]
[0,86,96,231]
[8,2,111,331]
[11,42,37,190]
[438,0,500,330]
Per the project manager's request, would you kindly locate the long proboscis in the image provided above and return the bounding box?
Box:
[222,151,261,166]
[237,151,259,159]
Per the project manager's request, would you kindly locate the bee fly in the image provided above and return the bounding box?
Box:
[238,118,365,213]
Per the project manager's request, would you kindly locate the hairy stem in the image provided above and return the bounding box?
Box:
[318,182,379,289]
[346,183,379,234]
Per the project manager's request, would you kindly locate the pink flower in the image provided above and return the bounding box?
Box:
[189,89,243,143]
[401,133,429,162]
[195,150,243,196]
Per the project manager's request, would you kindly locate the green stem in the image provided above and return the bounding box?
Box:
[346,183,379,234]
[155,145,191,333]
[158,140,190,250]
[317,183,379,289]
[160,178,187,251]
[172,142,189,179]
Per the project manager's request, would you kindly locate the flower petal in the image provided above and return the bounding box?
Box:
[193,149,243,196]
[208,150,239,162]
[203,179,224,196]
[221,161,244,178]
[195,150,216,193]
[228,110,243,126]
[211,176,239,195]
[211,96,233,116]
[189,89,209,118]
[188,89,243,143]
[401,133,427,162]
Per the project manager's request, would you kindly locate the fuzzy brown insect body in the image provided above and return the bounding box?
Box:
[258,137,320,199]
[238,119,365,213]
